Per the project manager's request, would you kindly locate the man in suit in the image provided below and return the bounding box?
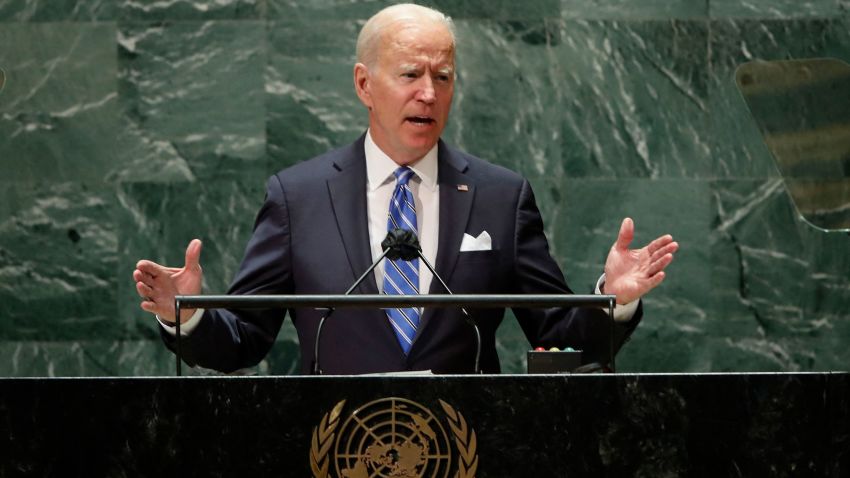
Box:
[132,3,677,374]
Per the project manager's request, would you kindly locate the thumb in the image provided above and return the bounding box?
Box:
[184,239,203,271]
[615,217,634,250]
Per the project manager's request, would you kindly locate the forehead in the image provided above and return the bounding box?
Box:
[380,20,455,64]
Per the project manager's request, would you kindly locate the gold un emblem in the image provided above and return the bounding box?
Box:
[310,397,478,478]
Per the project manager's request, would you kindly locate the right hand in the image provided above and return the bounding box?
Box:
[133,239,203,324]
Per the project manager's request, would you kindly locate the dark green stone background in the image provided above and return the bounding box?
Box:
[1,0,848,376]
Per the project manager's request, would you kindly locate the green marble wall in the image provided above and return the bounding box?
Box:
[1,0,848,376]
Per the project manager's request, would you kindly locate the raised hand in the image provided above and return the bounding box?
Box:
[603,218,678,305]
[133,239,203,324]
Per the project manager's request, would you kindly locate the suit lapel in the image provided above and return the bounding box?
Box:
[432,142,475,290]
[415,141,474,341]
[326,135,380,294]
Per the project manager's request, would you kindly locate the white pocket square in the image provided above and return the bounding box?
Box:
[460,231,492,252]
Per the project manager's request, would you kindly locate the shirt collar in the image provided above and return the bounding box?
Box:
[365,129,439,192]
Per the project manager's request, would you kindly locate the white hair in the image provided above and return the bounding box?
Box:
[356,3,456,69]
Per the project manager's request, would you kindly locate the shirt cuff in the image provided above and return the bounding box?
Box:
[157,308,205,336]
[595,274,638,323]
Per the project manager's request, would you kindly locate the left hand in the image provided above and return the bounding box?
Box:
[603,217,678,304]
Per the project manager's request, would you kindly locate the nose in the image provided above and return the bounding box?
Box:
[415,76,436,104]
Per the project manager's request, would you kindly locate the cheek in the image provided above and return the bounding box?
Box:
[371,80,405,105]
[439,87,454,108]
[381,91,413,113]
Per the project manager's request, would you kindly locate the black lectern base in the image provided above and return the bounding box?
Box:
[1,373,847,477]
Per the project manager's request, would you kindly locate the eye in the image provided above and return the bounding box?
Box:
[436,74,451,82]
[401,71,418,79]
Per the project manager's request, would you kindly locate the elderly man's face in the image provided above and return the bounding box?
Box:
[355,20,455,165]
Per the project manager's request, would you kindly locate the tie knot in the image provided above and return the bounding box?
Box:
[394,166,415,186]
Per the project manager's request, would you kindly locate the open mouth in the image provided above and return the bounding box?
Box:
[406,116,435,125]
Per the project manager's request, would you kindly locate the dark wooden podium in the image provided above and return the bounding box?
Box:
[1,373,847,477]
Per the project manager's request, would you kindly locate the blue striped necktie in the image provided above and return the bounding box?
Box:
[383,166,420,354]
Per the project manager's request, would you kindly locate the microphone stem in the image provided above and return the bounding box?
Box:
[345,248,391,295]
[312,307,334,375]
[417,252,482,374]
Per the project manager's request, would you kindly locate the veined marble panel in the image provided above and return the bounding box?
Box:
[0,336,298,376]
[265,20,364,171]
[429,0,560,19]
[0,0,114,22]
[116,20,267,182]
[710,0,843,19]
[562,0,708,20]
[0,183,117,341]
[268,0,559,21]
[554,19,711,178]
[710,179,850,371]
[0,23,120,183]
[118,0,266,21]
[0,340,169,376]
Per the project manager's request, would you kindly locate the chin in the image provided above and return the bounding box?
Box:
[406,135,439,151]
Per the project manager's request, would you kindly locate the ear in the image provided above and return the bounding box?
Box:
[353,63,373,110]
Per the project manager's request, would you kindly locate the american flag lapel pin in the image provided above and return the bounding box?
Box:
[457,184,469,191]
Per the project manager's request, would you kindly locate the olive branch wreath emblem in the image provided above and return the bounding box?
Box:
[309,398,478,478]
[438,399,478,478]
[310,399,346,478]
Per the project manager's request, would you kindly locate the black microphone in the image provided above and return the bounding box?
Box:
[381,228,420,261]
[312,228,483,374]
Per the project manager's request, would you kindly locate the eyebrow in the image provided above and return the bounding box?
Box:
[398,63,454,74]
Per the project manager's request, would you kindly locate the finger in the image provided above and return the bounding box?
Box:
[134,270,163,293]
[136,281,154,299]
[140,298,177,322]
[184,239,203,272]
[615,217,634,250]
[647,270,666,288]
[646,234,674,254]
[140,300,152,312]
[649,241,679,263]
[133,269,155,285]
[647,253,674,276]
[136,260,166,278]
[140,299,160,315]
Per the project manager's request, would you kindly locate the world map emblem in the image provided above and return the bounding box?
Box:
[310,397,478,478]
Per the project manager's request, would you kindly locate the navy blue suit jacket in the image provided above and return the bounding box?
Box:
[163,135,641,374]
